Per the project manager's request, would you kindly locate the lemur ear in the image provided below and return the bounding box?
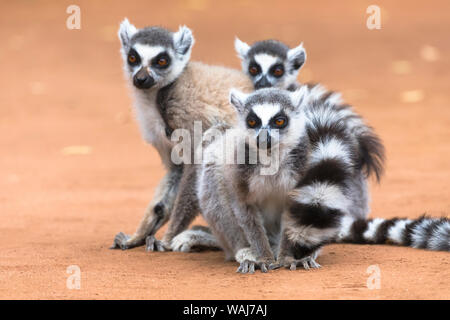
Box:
[173,26,195,55]
[229,88,248,113]
[234,37,250,60]
[118,18,137,49]
[287,42,306,70]
[290,85,309,108]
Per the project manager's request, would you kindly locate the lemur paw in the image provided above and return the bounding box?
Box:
[235,248,274,274]
[110,232,132,250]
[110,232,147,250]
[236,259,274,274]
[170,229,220,252]
[272,255,321,271]
[145,235,169,252]
[170,231,198,252]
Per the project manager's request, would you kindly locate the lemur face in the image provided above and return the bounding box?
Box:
[229,87,308,150]
[118,19,194,90]
[235,39,306,90]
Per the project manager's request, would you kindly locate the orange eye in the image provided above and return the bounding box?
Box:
[275,118,285,126]
[273,67,284,77]
[158,58,168,66]
[249,66,259,75]
[128,55,137,63]
[247,119,257,127]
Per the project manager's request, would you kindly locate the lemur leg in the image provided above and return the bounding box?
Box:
[214,196,275,273]
[198,166,250,261]
[155,164,203,251]
[232,204,276,272]
[111,166,183,250]
[267,231,282,261]
[261,206,283,259]
[202,198,249,260]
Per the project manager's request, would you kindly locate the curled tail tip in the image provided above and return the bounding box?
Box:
[358,130,385,183]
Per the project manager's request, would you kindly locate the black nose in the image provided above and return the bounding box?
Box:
[256,131,271,149]
[133,70,155,89]
[255,76,271,89]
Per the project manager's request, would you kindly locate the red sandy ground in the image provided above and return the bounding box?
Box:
[0,0,449,299]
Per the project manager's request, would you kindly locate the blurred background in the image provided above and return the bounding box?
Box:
[0,0,449,299]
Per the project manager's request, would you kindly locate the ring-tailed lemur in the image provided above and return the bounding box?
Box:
[234,40,448,267]
[196,86,449,273]
[235,37,344,107]
[110,19,253,251]
[170,38,309,253]
[234,38,306,91]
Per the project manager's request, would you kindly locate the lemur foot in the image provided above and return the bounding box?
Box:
[236,259,274,274]
[235,248,274,274]
[110,232,144,250]
[170,232,197,252]
[270,255,321,271]
[145,235,169,252]
[171,229,220,252]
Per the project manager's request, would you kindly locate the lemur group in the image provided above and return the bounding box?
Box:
[111,19,449,273]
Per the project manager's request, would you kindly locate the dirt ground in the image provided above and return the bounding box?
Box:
[0,0,449,300]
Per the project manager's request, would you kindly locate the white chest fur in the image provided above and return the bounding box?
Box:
[247,165,297,205]
[132,89,173,166]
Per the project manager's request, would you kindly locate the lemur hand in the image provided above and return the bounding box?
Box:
[145,235,170,252]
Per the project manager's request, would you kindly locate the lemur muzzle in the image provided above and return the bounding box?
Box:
[133,68,155,89]
[255,76,271,89]
[256,128,271,149]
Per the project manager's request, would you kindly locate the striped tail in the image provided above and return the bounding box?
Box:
[337,215,450,251]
